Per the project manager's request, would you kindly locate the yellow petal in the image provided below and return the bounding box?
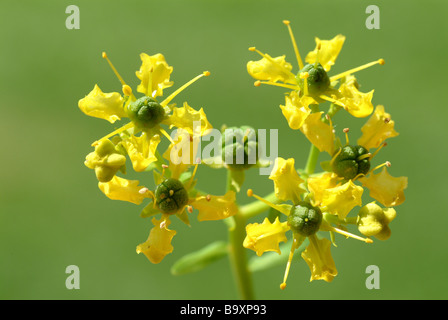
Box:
[269,157,306,203]
[359,167,407,207]
[165,102,213,136]
[357,105,399,149]
[305,35,345,72]
[321,180,363,219]
[247,54,296,84]
[335,76,374,118]
[78,85,126,123]
[307,172,340,206]
[301,236,337,282]
[279,91,315,130]
[192,190,238,221]
[136,216,176,264]
[136,53,174,98]
[243,217,289,256]
[98,175,147,205]
[121,132,161,172]
[300,112,335,155]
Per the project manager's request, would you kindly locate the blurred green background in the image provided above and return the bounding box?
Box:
[1,0,447,300]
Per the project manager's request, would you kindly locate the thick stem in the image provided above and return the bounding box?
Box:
[226,170,255,300]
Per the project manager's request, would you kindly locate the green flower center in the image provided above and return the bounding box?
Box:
[221,126,258,170]
[297,63,330,97]
[155,178,189,214]
[127,96,165,129]
[287,202,322,237]
[331,145,371,180]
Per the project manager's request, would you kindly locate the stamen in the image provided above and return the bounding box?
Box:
[319,95,346,108]
[329,226,373,243]
[370,142,387,159]
[248,47,293,75]
[91,122,135,146]
[343,128,350,145]
[370,161,391,173]
[330,58,385,82]
[102,52,127,86]
[330,147,342,167]
[246,189,290,216]
[256,81,300,91]
[160,71,210,108]
[146,66,154,97]
[357,153,371,161]
[185,162,200,190]
[159,127,175,144]
[280,237,300,290]
[299,72,309,96]
[283,20,304,70]
[314,43,322,68]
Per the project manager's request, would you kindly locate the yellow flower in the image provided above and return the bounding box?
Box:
[358,105,399,149]
[136,136,238,264]
[244,159,373,289]
[79,52,212,177]
[247,21,384,119]
[269,157,306,203]
[357,202,396,240]
[359,167,408,207]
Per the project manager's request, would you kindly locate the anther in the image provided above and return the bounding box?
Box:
[247,189,254,197]
[386,161,391,167]
[384,118,391,124]
[379,58,385,65]
[249,47,256,52]
[139,187,149,195]
[162,164,169,169]
[254,80,261,87]
[122,85,133,96]
[187,206,193,214]
[282,20,290,25]
[206,194,211,201]
[203,71,211,76]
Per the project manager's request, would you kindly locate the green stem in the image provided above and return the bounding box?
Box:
[304,143,320,176]
[226,170,255,300]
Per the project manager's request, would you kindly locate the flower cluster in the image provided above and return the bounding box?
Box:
[243,21,407,289]
[79,52,237,264]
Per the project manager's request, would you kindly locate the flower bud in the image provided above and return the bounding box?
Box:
[357,202,396,240]
[155,178,189,214]
[127,96,165,129]
[332,145,370,180]
[288,202,322,237]
[84,139,126,182]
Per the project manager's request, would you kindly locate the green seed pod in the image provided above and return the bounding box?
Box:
[332,145,371,180]
[155,178,189,214]
[287,202,322,237]
[297,63,330,97]
[221,126,258,170]
[127,96,165,129]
